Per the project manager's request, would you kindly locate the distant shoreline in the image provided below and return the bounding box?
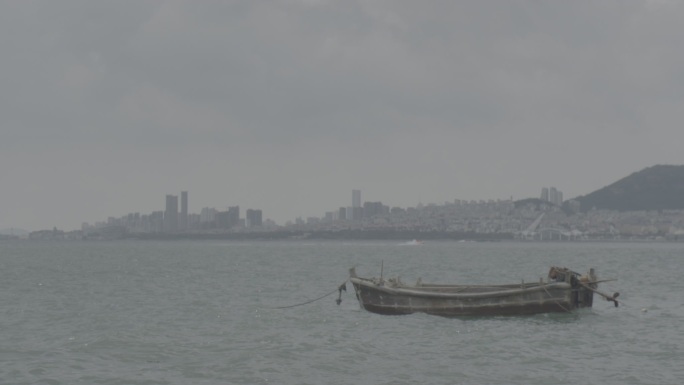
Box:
[12,228,684,242]
[123,230,513,242]
[83,230,683,242]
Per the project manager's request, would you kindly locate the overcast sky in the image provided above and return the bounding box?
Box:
[2,0,684,231]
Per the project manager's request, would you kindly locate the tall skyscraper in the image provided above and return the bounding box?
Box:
[180,191,188,231]
[352,189,361,208]
[164,194,178,233]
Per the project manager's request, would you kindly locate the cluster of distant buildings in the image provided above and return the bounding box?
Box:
[161,191,263,231]
[21,184,684,242]
[290,189,515,229]
[37,188,565,239]
[306,189,391,224]
[287,188,684,241]
[78,191,265,238]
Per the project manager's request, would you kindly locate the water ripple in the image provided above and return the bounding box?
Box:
[1,240,683,384]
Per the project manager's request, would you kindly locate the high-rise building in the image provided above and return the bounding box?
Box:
[339,207,347,220]
[363,201,384,219]
[227,206,240,227]
[151,211,164,233]
[246,209,263,227]
[215,211,231,229]
[541,188,549,202]
[180,191,188,231]
[540,187,564,206]
[352,189,361,208]
[164,195,178,233]
[200,207,217,223]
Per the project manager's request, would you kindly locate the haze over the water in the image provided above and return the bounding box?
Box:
[3,1,684,231]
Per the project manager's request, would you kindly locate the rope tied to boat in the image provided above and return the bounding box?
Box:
[268,281,347,309]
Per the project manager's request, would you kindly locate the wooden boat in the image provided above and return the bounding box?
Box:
[349,266,618,317]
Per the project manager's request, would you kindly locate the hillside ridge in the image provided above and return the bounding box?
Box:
[573,165,684,212]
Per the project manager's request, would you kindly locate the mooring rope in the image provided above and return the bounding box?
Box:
[267,281,348,309]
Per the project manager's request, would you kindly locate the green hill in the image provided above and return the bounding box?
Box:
[573,165,684,212]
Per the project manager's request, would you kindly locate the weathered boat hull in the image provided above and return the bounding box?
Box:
[350,267,596,317]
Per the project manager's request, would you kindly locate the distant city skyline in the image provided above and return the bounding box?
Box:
[76,187,558,234]
[26,181,684,241]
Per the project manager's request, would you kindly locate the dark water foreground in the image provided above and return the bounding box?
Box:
[1,240,682,384]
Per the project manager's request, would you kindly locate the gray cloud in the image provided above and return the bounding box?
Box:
[3,0,684,230]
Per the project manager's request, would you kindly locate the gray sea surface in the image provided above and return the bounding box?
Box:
[1,240,682,384]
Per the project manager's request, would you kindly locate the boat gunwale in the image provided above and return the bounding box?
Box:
[350,276,572,299]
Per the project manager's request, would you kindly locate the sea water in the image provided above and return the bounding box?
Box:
[1,240,682,384]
